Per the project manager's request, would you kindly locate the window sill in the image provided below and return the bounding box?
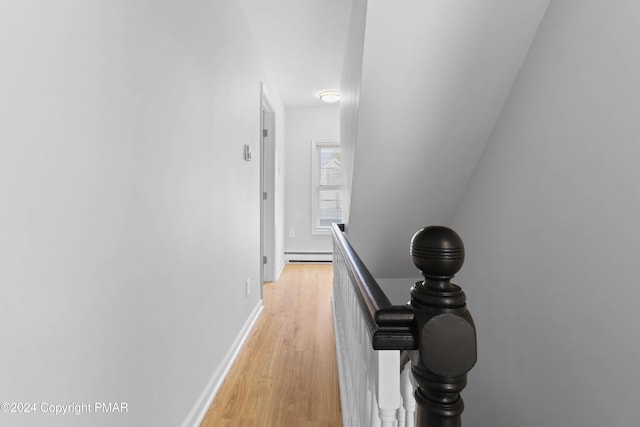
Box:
[312,227,332,236]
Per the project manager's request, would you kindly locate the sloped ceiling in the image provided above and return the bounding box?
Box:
[345,0,552,277]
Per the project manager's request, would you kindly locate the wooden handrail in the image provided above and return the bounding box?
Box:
[331,223,416,350]
[331,222,477,427]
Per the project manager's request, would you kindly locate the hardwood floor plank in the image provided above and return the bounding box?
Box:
[200,264,342,427]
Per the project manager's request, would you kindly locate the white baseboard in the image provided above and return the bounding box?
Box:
[180,301,263,427]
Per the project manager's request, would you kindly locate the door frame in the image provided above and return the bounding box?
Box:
[260,85,277,288]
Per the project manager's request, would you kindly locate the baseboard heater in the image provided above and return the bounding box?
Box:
[284,251,333,263]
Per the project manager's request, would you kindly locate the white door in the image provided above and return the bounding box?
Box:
[261,104,276,284]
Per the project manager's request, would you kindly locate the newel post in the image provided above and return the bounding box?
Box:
[409,226,477,427]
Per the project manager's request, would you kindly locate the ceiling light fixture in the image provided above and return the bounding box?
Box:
[319,90,341,103]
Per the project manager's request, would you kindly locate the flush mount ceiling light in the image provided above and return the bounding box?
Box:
[319,90,341,103]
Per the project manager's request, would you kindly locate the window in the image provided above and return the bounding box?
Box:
[312,141,342,234]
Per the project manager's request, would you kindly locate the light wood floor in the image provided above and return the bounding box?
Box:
[200,264,343,427]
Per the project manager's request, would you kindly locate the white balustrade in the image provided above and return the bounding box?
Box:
[332,249,416,427]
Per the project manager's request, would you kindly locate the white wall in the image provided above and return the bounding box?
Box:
[451,1,640,425]
[285,106,340,255]
[0,2,283,426]
[344,0,549,277]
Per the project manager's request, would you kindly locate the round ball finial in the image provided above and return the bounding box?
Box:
[410,226,465,279]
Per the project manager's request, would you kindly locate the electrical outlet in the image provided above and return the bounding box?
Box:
[245,279,250,296]
[289,228,295,238]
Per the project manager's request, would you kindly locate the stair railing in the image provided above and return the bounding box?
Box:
[331,223,476,427]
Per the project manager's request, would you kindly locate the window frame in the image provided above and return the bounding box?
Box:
[311,140,342,235]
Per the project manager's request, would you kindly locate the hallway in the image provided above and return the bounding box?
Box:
[200,264,342,427]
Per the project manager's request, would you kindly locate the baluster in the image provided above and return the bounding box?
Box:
[400,361,415,427]
[409,226,477,427]
[397,403,405,427]
[378,403,399,426]
[370,385,382,427]
[360,311,369,425]
[376,350,401,427]
[365,353,374,426]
